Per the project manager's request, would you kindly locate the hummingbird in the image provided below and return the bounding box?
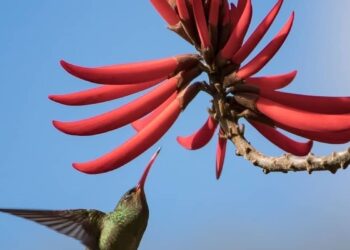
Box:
[0,148,161,250]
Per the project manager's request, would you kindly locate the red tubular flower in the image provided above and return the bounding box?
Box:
[150,0,180,26]
[229,3,238,26]
[209,0,220,29]
[220,0,231,27]
[176,0,190,21]
[60,55,198,85]
[259,89,350,114]
[249,120,313,156]
[256,97,350,133]
[245,71,297,90]
[216,129,227,180]
[271,125,350,144]
[51,0,350,176]
[208,0,220,48]
[177,115,218,150]
[49,78,165,106]
[132,93,177,132]
[191,0,211,50]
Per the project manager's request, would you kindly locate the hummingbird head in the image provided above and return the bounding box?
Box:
[115,148,161,213]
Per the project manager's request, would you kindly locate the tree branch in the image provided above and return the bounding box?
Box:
[224,118,350,174]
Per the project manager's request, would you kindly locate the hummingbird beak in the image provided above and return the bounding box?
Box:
[136,147,161,191]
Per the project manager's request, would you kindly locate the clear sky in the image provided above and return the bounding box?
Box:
[1,1,350,249]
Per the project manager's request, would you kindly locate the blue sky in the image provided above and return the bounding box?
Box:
[1,1,350,249]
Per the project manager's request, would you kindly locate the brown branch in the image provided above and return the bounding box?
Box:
[224,118,350,174]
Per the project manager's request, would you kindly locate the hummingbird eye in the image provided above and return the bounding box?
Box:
[123,188,136,201]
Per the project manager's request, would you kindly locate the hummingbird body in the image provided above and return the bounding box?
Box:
[98,188,149,250]
[0,149,160,250]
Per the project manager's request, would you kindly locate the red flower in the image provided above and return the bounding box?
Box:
[50,0,350,176]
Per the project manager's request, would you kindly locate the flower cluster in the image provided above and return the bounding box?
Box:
[51,0,350,176]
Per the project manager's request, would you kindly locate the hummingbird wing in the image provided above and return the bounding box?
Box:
[0,208,105,249]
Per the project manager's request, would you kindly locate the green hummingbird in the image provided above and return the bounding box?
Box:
[0,148,161,250]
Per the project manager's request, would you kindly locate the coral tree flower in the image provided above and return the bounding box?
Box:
[51,0,350,176]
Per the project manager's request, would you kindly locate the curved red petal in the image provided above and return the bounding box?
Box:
[150,0,180,25]
[192,0,211,49]
[230,0,244,29]
[132,92,177,132]
[245,70,296,90]
[216,131,227,179]
[257,97,350,133]
[209,0,221,27]
[274,123,350,144]
[176,0,190,20]
[237,12,294,79]
[249,120,313,156]
[220,0,231,26]
[49,78,165,106]
[60,54,198,85]
[260,89,350,114]
[177,115,218,150]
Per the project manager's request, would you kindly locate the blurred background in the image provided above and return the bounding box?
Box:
[0,1,350,249]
